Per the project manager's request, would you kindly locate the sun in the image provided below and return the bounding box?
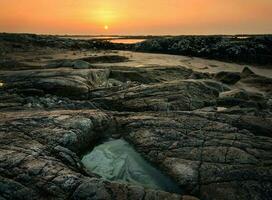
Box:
[104,25,109,30]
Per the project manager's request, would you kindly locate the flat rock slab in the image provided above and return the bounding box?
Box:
[0,110,184,199]
[116,111,272,200]
[0,68,110,99]
[94,79,229,112]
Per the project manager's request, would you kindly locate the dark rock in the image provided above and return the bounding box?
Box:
[116,111,272,200]
[135,36,272,65]
[215,71,241,84]
[18,88,45,96]
[217,89,268,109]
[72,178,182,200]
[108,66,210,84]
[0,110,186,200]
[0,59,33,70]
[240,73,272,95]
[94,79,229,111]
[1,33,271,200]
[81,55,129,63]
[242,67,255,77]
[46,59,91,69]
[0,68,111,99]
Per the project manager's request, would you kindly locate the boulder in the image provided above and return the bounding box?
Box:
[241,66,255,77]
[215,71,241,84]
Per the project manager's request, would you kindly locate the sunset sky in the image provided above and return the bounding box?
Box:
[0,0,272,35]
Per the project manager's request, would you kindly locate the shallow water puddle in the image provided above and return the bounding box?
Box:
[217,107,227,112]
[81,139,181,193]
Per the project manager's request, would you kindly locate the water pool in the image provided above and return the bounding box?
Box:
[81,139,181,193]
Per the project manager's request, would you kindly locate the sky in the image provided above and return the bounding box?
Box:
[0,0,272,35]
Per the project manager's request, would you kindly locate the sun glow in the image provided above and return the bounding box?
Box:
[88,1,119,32]
[0,0,271,34]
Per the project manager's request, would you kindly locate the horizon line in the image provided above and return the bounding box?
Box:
[1,32,272,37]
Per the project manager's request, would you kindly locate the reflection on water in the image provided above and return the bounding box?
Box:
[59,36,145,44]
[61,36,120,40]
[109,39,145,44]
[81,139,182,193]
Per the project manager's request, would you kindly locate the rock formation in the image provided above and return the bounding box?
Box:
[0,34,271,200]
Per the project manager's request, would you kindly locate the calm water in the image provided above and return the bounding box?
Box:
[60,36,145,44]
[109,39,145,44]
[81,139,182,193]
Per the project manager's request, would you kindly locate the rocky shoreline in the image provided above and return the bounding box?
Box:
[1,33,272,65]
[0,34,272,200]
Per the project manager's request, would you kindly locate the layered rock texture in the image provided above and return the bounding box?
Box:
[0,34,271,200]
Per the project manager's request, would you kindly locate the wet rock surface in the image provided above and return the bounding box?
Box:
[0,34,272,200]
